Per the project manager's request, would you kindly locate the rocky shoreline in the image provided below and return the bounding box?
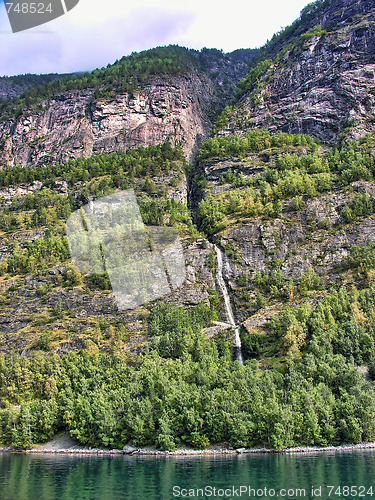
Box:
[1,442,375,457]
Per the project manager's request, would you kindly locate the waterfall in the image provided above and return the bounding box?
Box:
[214,245,244,364]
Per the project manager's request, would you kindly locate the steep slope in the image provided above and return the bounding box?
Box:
[2,3,375,453]
[196,128,375,365]
[0,73,77,101]
[0,47,256,166]
[0,143,220,356]
[0,46,259,356]
[218,0,375,143]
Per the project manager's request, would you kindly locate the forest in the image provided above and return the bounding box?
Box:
[0,132,375,451]
[1,288,375,451]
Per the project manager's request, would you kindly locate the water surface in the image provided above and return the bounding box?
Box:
[1,449,374,499]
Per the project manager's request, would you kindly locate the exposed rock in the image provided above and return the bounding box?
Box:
[217,187,375,299]
[0,181,43,205]
[51,180,68,193]
[202,324,232,339]
[3,3,375,360]
[203,156,265,184]
[243,295,324,333]
[222,0,375,144]
[37,433,89,451]
[0,50,256,167]
[0,236,218,354]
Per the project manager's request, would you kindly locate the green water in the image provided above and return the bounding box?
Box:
[1,450,375,500]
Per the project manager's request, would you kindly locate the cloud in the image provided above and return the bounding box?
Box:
[0,0,314,76]
[65,8,196,72]
[0,7,195,75]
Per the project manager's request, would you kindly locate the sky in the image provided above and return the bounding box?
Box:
[0,0,313,76]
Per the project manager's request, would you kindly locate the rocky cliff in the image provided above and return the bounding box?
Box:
[3,0,375,363]
[219,0,375,144]
[0,77,213,165]
[0,49,255,166]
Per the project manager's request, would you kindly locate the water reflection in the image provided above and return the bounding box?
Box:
[0,449,374,500]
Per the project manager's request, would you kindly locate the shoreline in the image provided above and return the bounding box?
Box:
[1,442,375,456]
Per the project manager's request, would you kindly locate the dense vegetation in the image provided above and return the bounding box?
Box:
[193,124,375,453]
[1,0,375,452]
[0,142,184,189]
[196,130,375,235]
[0,293,374,451]
[197,129,317,161]
[0,142,199,278]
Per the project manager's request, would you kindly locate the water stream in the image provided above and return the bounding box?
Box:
[214,245,244,363]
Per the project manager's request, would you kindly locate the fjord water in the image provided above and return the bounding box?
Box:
[1,450,375,500]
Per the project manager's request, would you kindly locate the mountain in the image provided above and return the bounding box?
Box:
[0,45,259,358]
[217,0,375,143]
[0,47,256,166]
[194,0,375,363]
[2,0,375,452]
[0,73,80,101]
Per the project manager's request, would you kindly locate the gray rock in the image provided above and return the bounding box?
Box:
[220,0,375,144]
[0,50,256,167]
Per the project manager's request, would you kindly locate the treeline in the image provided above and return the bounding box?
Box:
[265,0,333,54]
[198,170,331,235]
[269,145,375,184]
[197,129,375,177]
[0,296,374,450]
[0,142,184,188]
[197,129,317,161]
[237,25,326,101]
[0,46,199,120]
[0,189,72,231]
[0,73,64,88]
[235,60,273,99]
[0,190,192,235]
[325,146,375,184]
[341,241,375,284]
[340,193,375,224]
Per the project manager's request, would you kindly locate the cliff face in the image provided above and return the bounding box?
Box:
[195,138,375,352]
[221,0,375,143]
[0,51,255,167]
[0,74,214,166]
